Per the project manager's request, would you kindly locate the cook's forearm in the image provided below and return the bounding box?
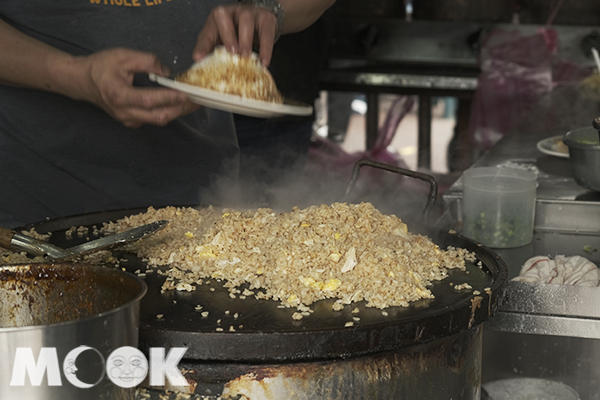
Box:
[279,0,336,34]
[0,19,83,99]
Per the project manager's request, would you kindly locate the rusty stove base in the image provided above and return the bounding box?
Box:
[171,325,483,400]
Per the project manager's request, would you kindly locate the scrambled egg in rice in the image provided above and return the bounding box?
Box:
[102,202,473,312]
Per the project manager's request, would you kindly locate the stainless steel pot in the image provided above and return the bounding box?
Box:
[563,126,600,192]
[0,263,147,400]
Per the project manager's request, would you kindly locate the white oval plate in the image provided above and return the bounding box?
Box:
[536,135,569,158]
[149,73,313,118]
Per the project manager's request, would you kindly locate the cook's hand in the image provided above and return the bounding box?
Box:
[193,4,278,66]
[76,48,200,128]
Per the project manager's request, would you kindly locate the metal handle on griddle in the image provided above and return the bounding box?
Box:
[344,159,438,223]
[0,225,71,259]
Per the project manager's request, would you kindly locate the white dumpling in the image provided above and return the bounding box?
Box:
[512,255,599,287]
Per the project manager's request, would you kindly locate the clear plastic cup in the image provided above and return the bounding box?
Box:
[462,167,537,248]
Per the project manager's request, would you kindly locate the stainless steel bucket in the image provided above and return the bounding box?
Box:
[563,126,600,192]
[0,263,147,400]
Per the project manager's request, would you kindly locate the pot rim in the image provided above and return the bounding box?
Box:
[563,127,600,150]
[0,262,147,332]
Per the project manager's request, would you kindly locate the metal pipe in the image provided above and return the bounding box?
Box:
[417,95,432,169]
[366,93,379,149]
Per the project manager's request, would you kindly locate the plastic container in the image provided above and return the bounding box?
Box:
[482,378,580,400]
[462,167,537,248]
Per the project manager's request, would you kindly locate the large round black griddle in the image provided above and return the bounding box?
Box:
[23,205,507,363]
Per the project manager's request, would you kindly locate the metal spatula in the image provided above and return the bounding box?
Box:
[0,220,168,260]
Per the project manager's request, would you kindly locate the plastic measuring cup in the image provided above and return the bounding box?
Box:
[462,166,537,248]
